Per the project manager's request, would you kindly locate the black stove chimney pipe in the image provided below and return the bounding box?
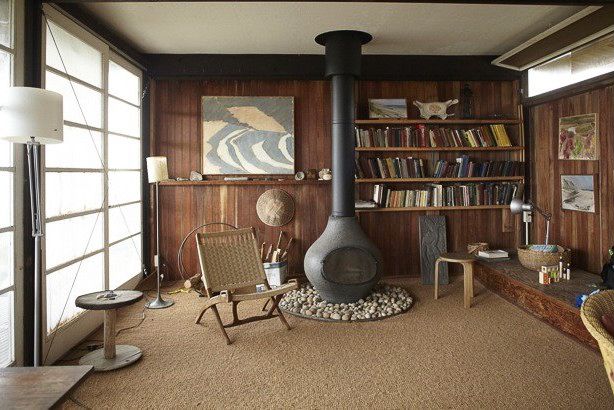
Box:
[315,31,372,217]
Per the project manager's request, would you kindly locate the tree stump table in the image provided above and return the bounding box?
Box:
[75,290,143,371]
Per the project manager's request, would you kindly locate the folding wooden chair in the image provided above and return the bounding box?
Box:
[195,227,298,344]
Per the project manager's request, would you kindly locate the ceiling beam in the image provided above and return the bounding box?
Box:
[43,1,614,5]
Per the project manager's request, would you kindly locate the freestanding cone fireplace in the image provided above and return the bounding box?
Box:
[304,31,383,303]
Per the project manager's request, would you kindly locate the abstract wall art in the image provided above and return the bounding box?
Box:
[202,96,295,174]
[558,113,598,160]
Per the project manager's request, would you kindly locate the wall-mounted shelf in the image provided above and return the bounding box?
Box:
[356,205,510,213]
[355,118,522,125]
[356,176,524,183]
[355,146,524,152]
[159,179,330,187]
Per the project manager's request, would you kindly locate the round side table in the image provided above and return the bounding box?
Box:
[75,290,144,371]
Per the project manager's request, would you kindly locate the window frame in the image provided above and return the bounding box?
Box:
[0,0,24,368]
[40,5,143,364]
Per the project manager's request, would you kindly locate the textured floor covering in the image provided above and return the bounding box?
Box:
[61,278,613,409]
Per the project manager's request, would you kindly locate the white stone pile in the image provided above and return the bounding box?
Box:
[279,284,413,321]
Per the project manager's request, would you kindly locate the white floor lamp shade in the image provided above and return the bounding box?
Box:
[146,156,169,183]
[0,87,63,367]
[0,87,63,144]
[145,156,174,309]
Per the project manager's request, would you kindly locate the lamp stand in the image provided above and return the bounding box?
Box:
[146,181,174,309]
[522,211,532,246]
[26,138,43,367]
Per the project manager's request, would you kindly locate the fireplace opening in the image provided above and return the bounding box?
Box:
[322,247,378,285]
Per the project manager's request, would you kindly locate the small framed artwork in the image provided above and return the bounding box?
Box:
[558,113,599,160]
[560,174,595,213]
[368,99,407,119]
[202,96,295,175]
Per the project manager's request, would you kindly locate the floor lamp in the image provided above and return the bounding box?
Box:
[0,87,64,367]
[145,156,174,309]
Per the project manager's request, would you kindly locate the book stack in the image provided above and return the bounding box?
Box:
[432,156,520,178]
[371,182,522,208]
[355,124,513,148]
[355,157,426,179]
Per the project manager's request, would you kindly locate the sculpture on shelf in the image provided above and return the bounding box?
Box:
[413,99,459,120]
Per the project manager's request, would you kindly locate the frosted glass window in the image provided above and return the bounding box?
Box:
[0,291,14,367]
[0,171,12,229]
[45,126,103,169]
[45,212,103,269]
[45,20,102,88]
[109,61,139,105]
[45,172,103,218]
[0,0,11,48]
[108,134,140,170]
[109,235,141,289]
[109,203,141,243]
[109,171,140,206]
[0,50,11,87]
[45,70,102,128]
[0,232,12,290]
[108,97,140,137]
[529,33,614,97]
[46,253,104,333]
[0,140,12,167]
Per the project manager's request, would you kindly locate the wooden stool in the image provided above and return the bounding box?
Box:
[75,290,143,371]
[434,252,475,308]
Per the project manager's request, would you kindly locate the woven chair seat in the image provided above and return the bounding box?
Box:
[581,290,614,395]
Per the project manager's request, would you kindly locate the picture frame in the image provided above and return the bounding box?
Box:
[560,174,596,213]
[368,99,408,119]
[201,96,295,175]
[558,113,599,160]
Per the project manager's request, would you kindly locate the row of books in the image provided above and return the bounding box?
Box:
[371,182,522,208]
[355,156,521,179]
[354,124,513,148]
[433,157,520,178]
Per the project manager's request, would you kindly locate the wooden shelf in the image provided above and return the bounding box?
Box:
[356,176,524,183]
[355,146,524,152]
[159,179,330,186]
[355,118,521,126]
[356,205,509,213]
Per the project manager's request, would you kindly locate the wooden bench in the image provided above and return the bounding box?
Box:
[475,258,601,349]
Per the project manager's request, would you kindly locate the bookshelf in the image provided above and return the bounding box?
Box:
[354,111,525,210]
[356,205,510,213]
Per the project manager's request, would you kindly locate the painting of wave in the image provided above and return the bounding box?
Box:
[561,174,595,213]
[202,96,295,174]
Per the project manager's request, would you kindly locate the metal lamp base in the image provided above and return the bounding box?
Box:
[146,296,174,309]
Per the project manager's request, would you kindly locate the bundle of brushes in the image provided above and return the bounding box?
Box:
[260,231,294,263]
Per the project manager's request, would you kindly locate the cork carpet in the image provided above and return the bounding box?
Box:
[61,278,613,409]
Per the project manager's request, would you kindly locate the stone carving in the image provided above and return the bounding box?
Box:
[419,215,448,285]
[413,99,459,120]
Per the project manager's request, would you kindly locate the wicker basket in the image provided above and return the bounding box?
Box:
[467,242,488,255]
[517,245,571,271]
[580,290,614,395]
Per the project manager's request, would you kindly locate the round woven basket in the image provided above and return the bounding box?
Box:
[517,245,571,271]
[256,189,295,227]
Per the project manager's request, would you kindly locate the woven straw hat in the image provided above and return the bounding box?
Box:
[256,189,295,227]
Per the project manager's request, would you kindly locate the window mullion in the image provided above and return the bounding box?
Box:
[103,50,110,291]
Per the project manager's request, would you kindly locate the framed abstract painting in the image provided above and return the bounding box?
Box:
[558,113,598,160]
[202,96,295,174]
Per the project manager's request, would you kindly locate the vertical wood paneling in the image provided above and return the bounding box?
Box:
[152,79,521,280]
[530,84,614,273]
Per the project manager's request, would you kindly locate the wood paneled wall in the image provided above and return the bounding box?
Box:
[529,84,614,273]
[151,79,522,280]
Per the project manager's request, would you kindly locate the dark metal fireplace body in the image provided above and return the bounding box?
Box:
[304,31,383,304]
